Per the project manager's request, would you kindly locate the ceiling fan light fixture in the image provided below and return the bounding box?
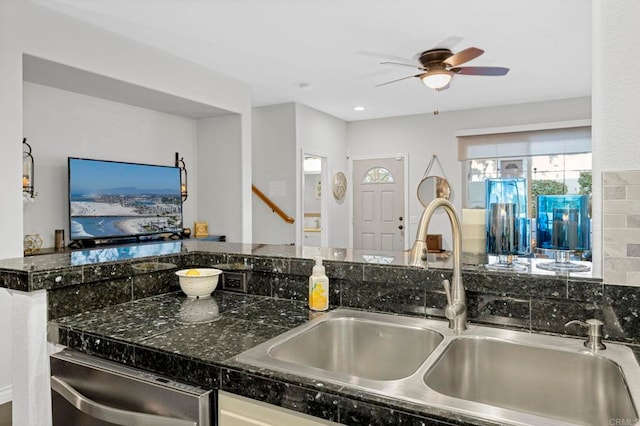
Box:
[420,70,452,90]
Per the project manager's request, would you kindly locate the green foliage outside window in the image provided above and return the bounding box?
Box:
[532,180,567,197]
[578,171,593,216]
[579,171,592,195]
[531,180,567,217]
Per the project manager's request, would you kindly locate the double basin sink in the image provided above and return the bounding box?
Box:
[237,309,640,426]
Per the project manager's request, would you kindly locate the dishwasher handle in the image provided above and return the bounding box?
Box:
[51,375,197,426]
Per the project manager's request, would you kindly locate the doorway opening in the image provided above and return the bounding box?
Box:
[301,154,328,247]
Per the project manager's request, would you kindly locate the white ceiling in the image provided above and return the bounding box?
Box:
[31,0,592,122]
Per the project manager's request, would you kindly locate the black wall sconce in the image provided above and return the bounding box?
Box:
[175,152,188,201]
[23,138,34,197]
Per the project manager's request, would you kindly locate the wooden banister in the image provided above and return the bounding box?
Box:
[252,184,295,224]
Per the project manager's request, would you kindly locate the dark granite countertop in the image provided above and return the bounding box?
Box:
[50,290,502,426]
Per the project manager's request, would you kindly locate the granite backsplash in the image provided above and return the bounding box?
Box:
[1,247,626,348]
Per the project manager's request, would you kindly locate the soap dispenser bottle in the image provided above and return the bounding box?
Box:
[309,256,329,311]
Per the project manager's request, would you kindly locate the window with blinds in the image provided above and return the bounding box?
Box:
[458,125,591,161]
[457,124,592,211]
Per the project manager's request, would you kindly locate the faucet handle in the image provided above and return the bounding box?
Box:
[442,279,465,325]
[442,279,453,307]
[565,318,606,351]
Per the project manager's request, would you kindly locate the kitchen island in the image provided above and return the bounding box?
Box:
[2,240,640,425]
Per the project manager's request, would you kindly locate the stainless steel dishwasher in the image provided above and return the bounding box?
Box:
[51,350,214,426]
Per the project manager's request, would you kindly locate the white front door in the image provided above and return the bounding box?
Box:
[353,157,405,251]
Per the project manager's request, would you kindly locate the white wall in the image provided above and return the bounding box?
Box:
[0,1,22,404]
[0,6,23,260]
[347,97,592,251]
[592,0,640,279]
[251,103,349,247]
[0,289,11,403]
[252,103,297,244]
[296,104,349,248]
[22,82,199,247]
[197,114,244,242]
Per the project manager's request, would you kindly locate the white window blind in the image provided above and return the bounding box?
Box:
[458,126,591,161]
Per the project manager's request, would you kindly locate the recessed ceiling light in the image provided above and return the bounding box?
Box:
[354,106,365,111]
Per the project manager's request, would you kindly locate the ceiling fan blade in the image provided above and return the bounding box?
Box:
[375,74,421,87]
[357,50,413,64]
[450,66,509,76]
[413,36,463,59]
[443,47,484,67]
[380,61,425,70]
[435,35,463,50]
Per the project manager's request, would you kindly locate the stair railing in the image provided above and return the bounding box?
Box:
[251,184,295,224]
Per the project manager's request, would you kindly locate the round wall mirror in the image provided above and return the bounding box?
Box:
[417,176,453,207]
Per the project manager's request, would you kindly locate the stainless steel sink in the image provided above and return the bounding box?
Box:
[237,309,450,389]
[424,337,637,426]
[237,309,640,425]
[269,315,443,380]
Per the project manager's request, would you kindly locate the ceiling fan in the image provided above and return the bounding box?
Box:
[376,47,509,90]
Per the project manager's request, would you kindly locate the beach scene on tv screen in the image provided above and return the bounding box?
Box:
[69,159,183,239]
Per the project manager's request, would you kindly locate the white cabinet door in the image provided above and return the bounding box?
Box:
[218,391,342,426]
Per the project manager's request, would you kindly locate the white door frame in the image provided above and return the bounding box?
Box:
[348,152,410,250]
[297,149,329,248]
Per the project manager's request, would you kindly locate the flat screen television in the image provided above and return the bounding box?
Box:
[68,157,184,242]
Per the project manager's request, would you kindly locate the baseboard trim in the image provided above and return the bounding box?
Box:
[0,385,11,404]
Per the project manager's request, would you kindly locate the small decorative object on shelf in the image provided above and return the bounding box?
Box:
[54,229,65,250]
[24,234,44,255]
[175,152,188,201]
[332,172,347,201]
[485,178,529,271]
[194,221,208,237]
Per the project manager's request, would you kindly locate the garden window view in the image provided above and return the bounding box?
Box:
[467,153,592,210]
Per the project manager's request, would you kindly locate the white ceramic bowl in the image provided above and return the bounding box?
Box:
[175,268,223,298]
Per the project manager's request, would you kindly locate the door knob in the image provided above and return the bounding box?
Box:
[399,216,403,221]
[398,225,404,230]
